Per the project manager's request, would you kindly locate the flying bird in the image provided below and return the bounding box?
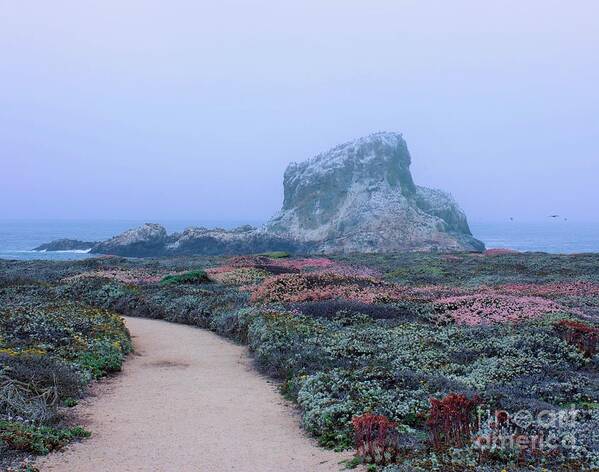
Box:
[548,215,560,218]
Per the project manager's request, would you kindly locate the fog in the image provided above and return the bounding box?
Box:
[1,0,598,223]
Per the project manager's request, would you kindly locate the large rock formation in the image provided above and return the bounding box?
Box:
[266,132,483,253]
[41,132,483,256]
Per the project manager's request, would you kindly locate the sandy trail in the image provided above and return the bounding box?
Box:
[37,316,350,472]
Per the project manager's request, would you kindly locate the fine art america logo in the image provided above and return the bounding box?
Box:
[473,408,580,453]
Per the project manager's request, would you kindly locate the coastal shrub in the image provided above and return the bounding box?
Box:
[289,299,427,322]
[470,406,599,469]
[481,368,599,414]
[160,270,210,285]
[225,255,301,274]
[2,252,599,469]
[59,275,249,329]
[352,413,399,465]
[210,310,242,339]
[137,272,592,467]
[496,281,599,298]
[0,373,57,424]
[148,284,248,328]
[338,252,599,286]
[0,287,131,460]
[240,303,591,458]
[0,353,83,401]
[272,258,336,271]
[246,311,329,378]
[387,264,447,284]
[257,251,289,259]
[554,319,599,357]
[75,340,126,379]
[63,268,174,285]
[0,276,41,288]
[395,285,470,302]
[0,420,90,455]
[223,255,378,277]
[0,303,131,366]
[426,394,481,450]
[207,267,269,286]
[296,367,426,449]
[57,277,141,312]
[484,248,519,256]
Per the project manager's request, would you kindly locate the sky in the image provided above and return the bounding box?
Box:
[1,0,598,224]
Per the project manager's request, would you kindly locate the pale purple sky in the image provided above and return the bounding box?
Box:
[1,0,598,223]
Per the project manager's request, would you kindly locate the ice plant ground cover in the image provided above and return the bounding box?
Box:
[1,251,599,470]
[433,294,577,325]
[0,284,131,467]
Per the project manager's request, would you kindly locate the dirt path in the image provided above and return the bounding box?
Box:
[37,317,351,472]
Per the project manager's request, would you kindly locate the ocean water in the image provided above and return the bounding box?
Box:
[0,219,598,261]
[470,221,599,254]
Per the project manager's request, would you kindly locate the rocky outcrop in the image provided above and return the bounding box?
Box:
[88,224,312,257]
[266,132,484,253]
[47,132,483,257]
[34,239,97,252]
[91,223,169,257]
[164,226,313,256]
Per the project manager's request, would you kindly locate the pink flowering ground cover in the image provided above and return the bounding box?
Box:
[249,275,475,305]
[434,294,574,325]
[225,255,333,271]
[208,253,597,328]
[274,257,335,271]
[63,269,172,285]
[206,267,270,286]
[223,255,379,276]
[249,272,406,304]
[207,256,340,285]
[211,255,381,294]
[310,262,381,278]
[494,281,599,298]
